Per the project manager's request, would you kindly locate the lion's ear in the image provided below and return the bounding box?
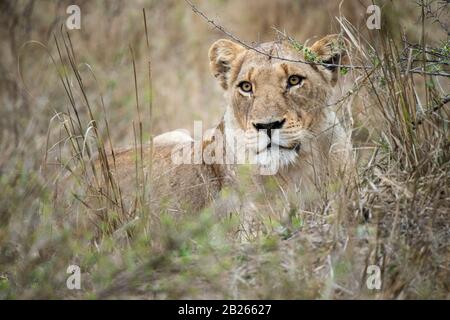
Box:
[209,39,246,90]
[310,34,349,85]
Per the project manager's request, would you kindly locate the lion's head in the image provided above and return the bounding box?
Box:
[208,35,349,172]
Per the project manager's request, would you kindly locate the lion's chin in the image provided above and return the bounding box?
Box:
[254,147,299,175]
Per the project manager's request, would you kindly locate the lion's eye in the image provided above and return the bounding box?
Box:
[287,75,304,87]
[238,81,253,93]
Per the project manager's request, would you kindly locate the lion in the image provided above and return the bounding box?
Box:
[84,35,352,221]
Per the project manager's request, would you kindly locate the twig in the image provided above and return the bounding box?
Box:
[412,94,450,127]
[184,0,369,70]
[185,0,450,78]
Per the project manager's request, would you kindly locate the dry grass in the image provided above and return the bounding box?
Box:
[0,0,449,299]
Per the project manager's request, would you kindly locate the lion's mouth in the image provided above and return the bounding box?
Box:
[261,142,301,153]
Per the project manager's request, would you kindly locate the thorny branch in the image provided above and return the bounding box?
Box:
[184,0,368,70]
[185,0,450,78]
[412,94,450,127]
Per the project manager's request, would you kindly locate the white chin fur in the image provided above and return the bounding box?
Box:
[254,147,298,175]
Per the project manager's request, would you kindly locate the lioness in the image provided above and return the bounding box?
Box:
[92,35,352,217]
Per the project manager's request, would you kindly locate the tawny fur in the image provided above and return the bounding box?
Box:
[91,35,352,216]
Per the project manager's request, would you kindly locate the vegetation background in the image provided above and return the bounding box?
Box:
[0,0,448,299]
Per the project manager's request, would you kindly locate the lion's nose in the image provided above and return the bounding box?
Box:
[253,118,285,138]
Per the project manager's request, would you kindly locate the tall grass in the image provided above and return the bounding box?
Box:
[0,0,448,299]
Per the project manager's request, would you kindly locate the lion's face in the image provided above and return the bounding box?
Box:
[209,36,347,170]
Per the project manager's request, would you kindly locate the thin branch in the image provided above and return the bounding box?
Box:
[184,0,368,70]
[412,94,450,127]
[185,0,450,78]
